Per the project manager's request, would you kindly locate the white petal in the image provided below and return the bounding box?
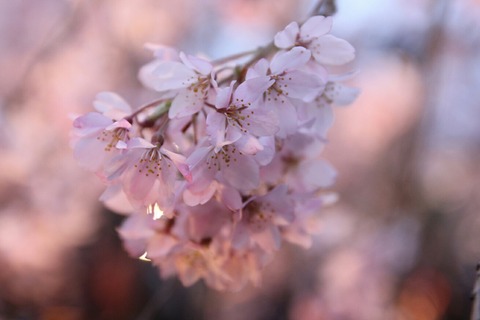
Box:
[324,82,360,106]
[274,21,299,49]
[118,215,155,239]
[240,106,279,136]
[270,47,311,74]
[300,16,332,41]
[72,112,112,137]
[312,102,334,138]
[253,136,275,166]
[127,137,155,149]
[183,182,217,206]
[206,112,227,150]
[144,43,180,61]
[99,184,134,214]
[215,83,234,109]
[277,69,324,102]
[186,145,213,169]
[94,92,132,120]
[234,76,273,103]
[246,59,269,79]
[266,98,297,138]
[179,52,212,75]
[168,88,205,119]
[311,35,355,66]
[152,61,197,91]
[223,153,259,191]
[219,185,242,211]
[300,159,337,190]
[73,136,109,171]
[234,134,264,155]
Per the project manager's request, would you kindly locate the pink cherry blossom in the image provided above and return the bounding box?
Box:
[71,11,358,292]
[107,138,190,217]
[71,92,132,174]
[232,185,295,252]
[206,79,278,155]
[274,15,355,66]
[247,47,325,137]
[144,52,215,119]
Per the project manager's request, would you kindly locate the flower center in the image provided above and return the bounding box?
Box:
[97,127,129,152]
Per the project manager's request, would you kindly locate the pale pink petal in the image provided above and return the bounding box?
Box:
[310,35,355,66]
[139,60,168,90]
[277,69,324,102]
[234,76,274,103]
[72,113,112,137]
[234,134,264,155]
[169,88,205,119]
[300,159,337,190]
[179,52,213,75]
[144,43,180,61]
[300,16,332,41]
[311,102,334,138]
[232,222,250,249]
[324,82,360,106]
[147,233,178,258]
[270,47,311,74]
[93,92,132,120]
[239,106,279,136]
[252,225,281,252]
[188,202,230,240]
[263,185,295,223]
[224,126,243,145]
[100,184,134,215]
[266,98,297,138]
[282,228,312,248]
[105,118,132,131]
[186,145,213,169]
[117,214,155,239]
[127,137,155,149]
[183,182,217,206]
[73,136,109,171]
[214,82,234,109]
[206,111,227,150]
[246,59,269,79]
[274,21,299,48]
[127,163,156,201]
[223,153,259,191]
[253,136,275,166]
[152,61,197,91]
[218,185,242,211]
[161,148,192,182]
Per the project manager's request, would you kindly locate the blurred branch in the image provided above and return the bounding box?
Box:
[472,263,480,320]
[308,0,337,17]
[3,0,84,112]
[135,280,175,320]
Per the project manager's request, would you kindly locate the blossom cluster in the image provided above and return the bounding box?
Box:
[71,15,358,291]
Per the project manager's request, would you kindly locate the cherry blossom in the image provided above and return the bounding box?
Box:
[246,47,326,137]
[71,92,132,175]
[71,14,358,291]
[274,15,355,66]
[107,138,191,217]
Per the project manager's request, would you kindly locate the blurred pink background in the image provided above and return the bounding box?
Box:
[1,0,480,319]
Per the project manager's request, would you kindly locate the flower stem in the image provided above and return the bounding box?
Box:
[211,48,259,66]
[125,98,170,123]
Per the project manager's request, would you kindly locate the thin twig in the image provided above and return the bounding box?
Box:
[308,0,337,18]
[211,48,259,65]
[135,280,176,320]
[472,263,480,320]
